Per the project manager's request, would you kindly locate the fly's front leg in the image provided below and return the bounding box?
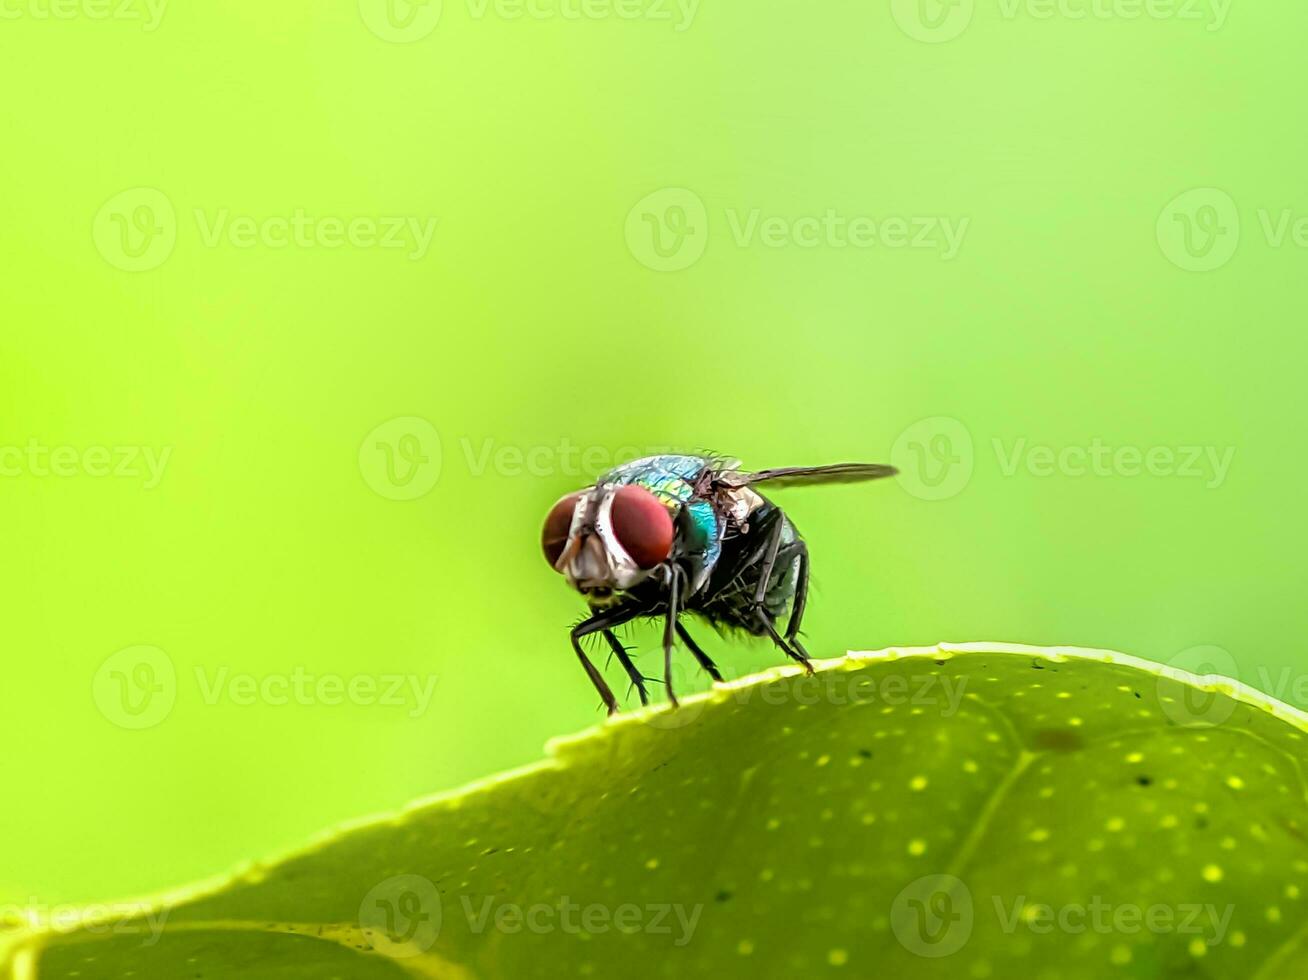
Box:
[603,629,653,706]
[571,632,616,715]
[570,605,642,715]
[662,565,683,708]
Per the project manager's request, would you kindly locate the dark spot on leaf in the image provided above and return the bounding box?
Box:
[1032,729,1084,752]
[1031,661,1046,670]
[1196,817,1209,830]
[858,749,873,759]
[1134,691,1142,699]
[1136,775,1153,787]
[715,889,733,903]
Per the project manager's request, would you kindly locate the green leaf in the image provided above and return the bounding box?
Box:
[6,643,1308,980]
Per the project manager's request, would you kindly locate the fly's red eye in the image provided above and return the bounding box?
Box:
[610,485,674,569]
[542,493,582,569]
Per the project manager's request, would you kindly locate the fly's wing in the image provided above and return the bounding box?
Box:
[713,462,898,490]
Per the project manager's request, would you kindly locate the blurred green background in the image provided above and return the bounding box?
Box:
[1,0,1304,912]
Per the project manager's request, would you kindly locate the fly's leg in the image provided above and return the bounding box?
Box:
[675,621,724,683]
[571,605,643,715]
[757,611,815,674]
[571,633,616,715]
[744,514,814,671]
[603,629,654,707]
[785,541,810,655]
[752,513,785,609]
[663,565,682,708]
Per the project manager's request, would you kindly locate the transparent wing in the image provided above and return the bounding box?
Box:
[714,462,898,490]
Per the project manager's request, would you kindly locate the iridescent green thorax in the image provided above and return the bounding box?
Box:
[599,454,708,505]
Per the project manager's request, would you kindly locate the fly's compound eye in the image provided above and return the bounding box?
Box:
[610,485,674,569]
[542,493,582,570]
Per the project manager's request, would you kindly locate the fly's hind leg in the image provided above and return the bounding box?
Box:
[757,610,815,674]
[784,540,810,657]
[747,515,815,673]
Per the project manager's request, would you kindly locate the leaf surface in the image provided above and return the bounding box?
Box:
[5,643,1307,979]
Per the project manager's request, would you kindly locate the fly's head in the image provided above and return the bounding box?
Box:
[541,484,674,607]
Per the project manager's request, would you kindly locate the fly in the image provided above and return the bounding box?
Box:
[541,453,897,714]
